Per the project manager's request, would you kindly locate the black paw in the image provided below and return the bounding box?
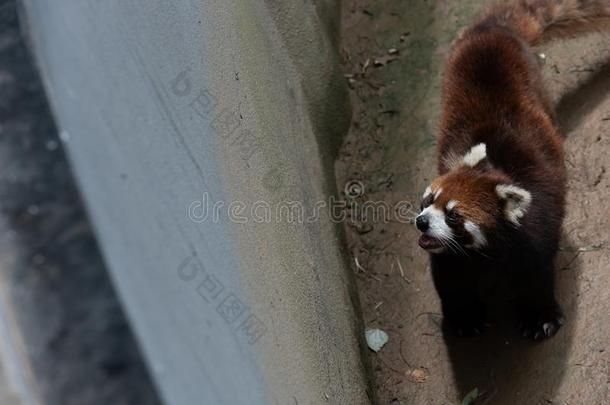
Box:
[446,314,488,337]
[519,308,564,341]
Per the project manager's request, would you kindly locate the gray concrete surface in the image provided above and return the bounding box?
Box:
[0,1,162,403]
[21,0,371,404]
[0,356,21,405]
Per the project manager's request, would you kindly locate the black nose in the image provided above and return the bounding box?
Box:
[416,215,429,232]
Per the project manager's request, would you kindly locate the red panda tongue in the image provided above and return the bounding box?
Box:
[418,234,442,250]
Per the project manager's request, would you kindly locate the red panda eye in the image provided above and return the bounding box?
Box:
[447,210,462,223]
[420,195,433,211]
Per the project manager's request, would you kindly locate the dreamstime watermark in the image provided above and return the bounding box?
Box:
[187,181,420,225]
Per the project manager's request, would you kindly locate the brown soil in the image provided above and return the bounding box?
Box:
[337,1,609,404]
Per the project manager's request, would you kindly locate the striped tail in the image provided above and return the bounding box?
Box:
[474,0,610,45]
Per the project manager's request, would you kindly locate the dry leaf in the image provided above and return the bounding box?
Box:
[461,388,480,405]
[405,368,429,383]
[365,328,389,352]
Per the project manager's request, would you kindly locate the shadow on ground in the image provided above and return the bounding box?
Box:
[556,60,610,134]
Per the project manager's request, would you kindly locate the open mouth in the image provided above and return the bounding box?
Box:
[418,234,443,250]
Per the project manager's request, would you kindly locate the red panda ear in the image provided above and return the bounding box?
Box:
[443,143,491,172]
[495,184,532,226]
[462,143,487,167]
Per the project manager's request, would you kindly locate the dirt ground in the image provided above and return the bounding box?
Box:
[336,1,609,404]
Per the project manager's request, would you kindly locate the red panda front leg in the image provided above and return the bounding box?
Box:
[511,258,564,341]
[431,255,487,336]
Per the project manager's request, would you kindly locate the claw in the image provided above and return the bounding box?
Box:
[518,309,564,341]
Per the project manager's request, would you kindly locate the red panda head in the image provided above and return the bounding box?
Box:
[416,143,532,254]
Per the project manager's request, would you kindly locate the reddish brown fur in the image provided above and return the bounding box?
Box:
[431,168,508,227]
[434,1,610,235]
[421,0,610,340]
[467,0,610,45]
[433,0,610,243]
[436,4,572,237]
[440,0,610,173]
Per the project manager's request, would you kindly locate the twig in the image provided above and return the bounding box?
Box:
[560,252,581,271]
[390,254,412,284]
[354,256,367,272]
[399,337,413,368]
[354,256,382,281]
[414,312,442,321]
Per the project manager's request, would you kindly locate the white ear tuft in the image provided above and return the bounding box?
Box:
[442,151,462,171]
[423,186,432,198]
[463,143,487,167]
[495,184,532,225]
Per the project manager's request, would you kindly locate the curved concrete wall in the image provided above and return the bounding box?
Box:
[21,0,369,404]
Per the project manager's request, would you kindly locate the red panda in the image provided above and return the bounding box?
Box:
[416,0,610,340]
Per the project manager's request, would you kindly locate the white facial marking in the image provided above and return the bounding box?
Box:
[496,184,532,225]
[464,220,487,248]
[463,143,487,167]
[433,187,443,200]
[446,200,459,211]
[419,205,453,240]
[423,186,432,199]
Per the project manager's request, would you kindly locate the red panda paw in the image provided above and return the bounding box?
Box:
[518,308,564,342]
[446,312,489,338]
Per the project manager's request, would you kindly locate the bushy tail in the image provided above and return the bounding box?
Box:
[479,0,610,45]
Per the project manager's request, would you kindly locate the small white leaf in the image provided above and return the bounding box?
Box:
[365,328,389,352]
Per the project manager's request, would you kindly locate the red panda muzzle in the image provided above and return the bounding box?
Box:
[418,234,442,250]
